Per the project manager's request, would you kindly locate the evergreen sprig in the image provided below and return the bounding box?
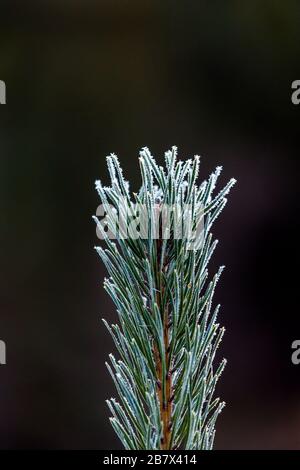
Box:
[94,147,236,450]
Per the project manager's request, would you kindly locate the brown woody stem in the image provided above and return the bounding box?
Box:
[154,237,172,450]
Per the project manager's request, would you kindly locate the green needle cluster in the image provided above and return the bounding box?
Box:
[94,147,236,450]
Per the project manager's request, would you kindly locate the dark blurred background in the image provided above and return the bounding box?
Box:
[0,0,299,449]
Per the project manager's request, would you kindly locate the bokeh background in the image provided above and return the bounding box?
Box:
[0,0,299,449]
